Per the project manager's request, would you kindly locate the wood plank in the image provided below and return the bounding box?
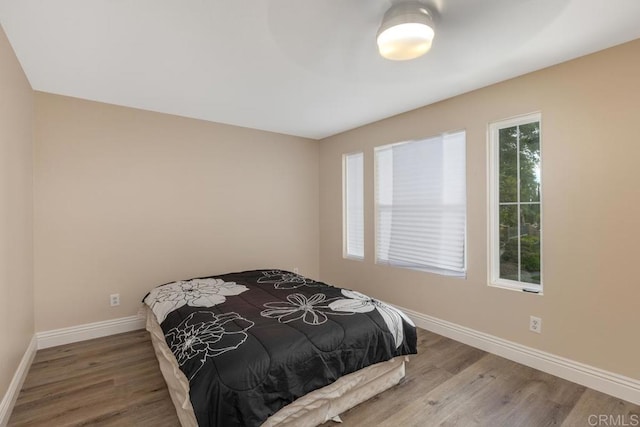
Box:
[562,388,640,427]
[9,330,179,427]
[9,328,640,427]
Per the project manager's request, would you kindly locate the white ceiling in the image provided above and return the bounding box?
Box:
[1,0,640,139]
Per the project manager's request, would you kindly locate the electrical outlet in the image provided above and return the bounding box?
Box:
[293,267,299,274]
[110,293,120,307]
[529,316,542,333]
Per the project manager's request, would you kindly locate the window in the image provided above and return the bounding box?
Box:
[343,152,364,259]
[488,113,542,292]
[375,131,466,276]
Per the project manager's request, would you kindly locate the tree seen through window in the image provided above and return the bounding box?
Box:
[498,122,541,285]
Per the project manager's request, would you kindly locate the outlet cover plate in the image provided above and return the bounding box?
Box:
[529,316,542,333]
[110,293,120,307]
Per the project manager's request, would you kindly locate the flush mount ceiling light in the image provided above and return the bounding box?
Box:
[377,2,435,61]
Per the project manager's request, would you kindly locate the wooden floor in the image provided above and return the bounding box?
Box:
[8,329,639,427]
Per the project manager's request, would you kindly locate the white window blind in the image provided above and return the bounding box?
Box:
[375,131,466,276]
[344,152,364,259]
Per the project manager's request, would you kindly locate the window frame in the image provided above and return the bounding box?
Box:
[342,151,364,260]
[488,112,543,293]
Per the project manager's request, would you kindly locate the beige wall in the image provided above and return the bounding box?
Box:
[0,25,34,401]
[34,94,319,331]
[319,39,640,379]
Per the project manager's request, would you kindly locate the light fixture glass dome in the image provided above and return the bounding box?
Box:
[377,2,435,61]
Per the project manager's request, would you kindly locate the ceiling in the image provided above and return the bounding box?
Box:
[1,1,640,139]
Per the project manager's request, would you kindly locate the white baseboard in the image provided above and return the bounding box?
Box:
[396,305,640,405]
[0,335,37,426]
[36,315,145,350]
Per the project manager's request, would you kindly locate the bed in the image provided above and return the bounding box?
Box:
[143,269,417,426]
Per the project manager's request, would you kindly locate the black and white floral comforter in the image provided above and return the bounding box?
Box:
[143,269,417,427]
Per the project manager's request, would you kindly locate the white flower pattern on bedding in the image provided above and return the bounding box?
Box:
[166,311,254,381]
[261,293,352,325]
[145,278,248,323]
[328,289,415,348]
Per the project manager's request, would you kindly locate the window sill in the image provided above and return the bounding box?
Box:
[489,281,543,296]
